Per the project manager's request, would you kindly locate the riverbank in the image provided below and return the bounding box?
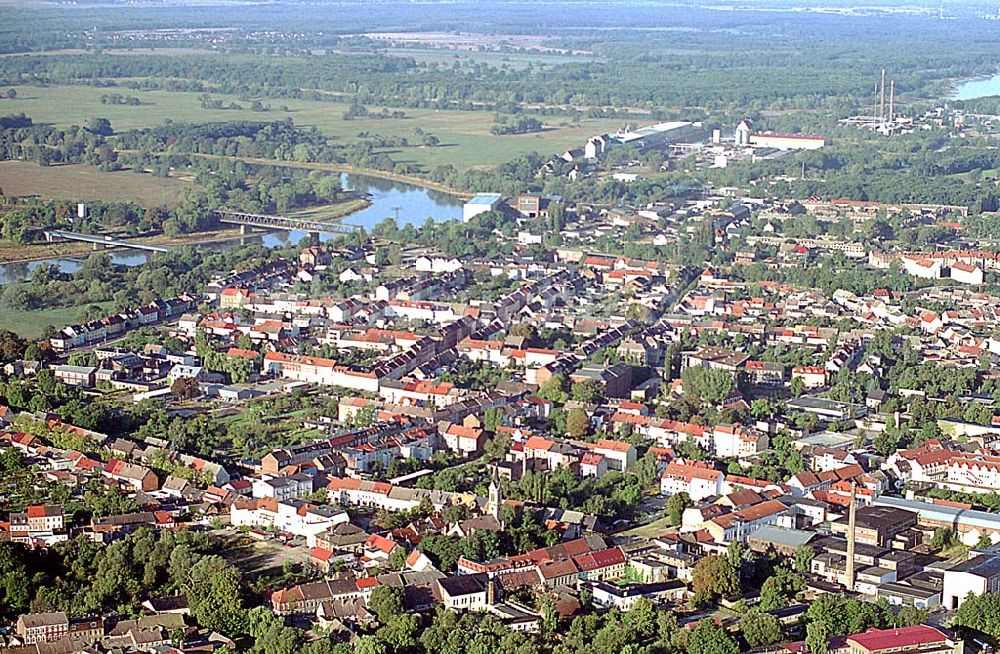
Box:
[286,197,371,222]
[948,72,1000,100]
[181,153,472,199]
[0,227,237,265]
[0,196,372,266]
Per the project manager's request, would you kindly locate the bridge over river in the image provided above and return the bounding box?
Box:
[43,230,171,254]
[213,210,364,239]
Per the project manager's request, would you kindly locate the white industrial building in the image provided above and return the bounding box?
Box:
[612,121,698,150]
[463,193,504,222]
[942,552,1000,610]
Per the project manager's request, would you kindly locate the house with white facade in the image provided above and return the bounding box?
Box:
[252,473,314,501]
[660,462,724,501]
[230,497,348,547]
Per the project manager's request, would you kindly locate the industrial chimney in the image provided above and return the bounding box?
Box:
[889,80,895,123]
[880,69,886,122]
[844,481,857,592]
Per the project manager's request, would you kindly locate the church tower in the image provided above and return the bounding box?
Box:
[487,468,503,527]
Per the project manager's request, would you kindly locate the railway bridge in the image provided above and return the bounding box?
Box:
[213,210,364,242]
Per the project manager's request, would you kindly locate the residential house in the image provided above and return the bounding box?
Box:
[53,365,97,387]
[792,366,827,389]
[252,474,314,501]
[660,462,724,501]
[15,613,69,644]
[103,459,159,492]
[438,574,491,611]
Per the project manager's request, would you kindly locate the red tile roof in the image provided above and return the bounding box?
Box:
[310,547,334,562]
[847,626,949,652]
[355,576,380,590]
[572,546,625,572]
[26,505,49,519]
[365,534,398,554]
[596,439,632,453]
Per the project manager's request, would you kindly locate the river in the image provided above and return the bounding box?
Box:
[952,73,1000,100]
[225,172,464,249]
[0,173,465,285]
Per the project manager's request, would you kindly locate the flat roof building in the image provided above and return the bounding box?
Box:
[613,122,697,149]
[463,194,504,223]
[785,396,867,421]
[746,525,815,557]
[874,496,1000,543]
[830,505,917,547]
[749,131,826,151]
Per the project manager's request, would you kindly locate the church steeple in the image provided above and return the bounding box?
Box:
[487,467,503,526]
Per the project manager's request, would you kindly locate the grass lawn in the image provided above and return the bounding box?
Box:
[0,160,192,207]
[3,84,626,170]
[0,301,116,339]
[620,514,675,539]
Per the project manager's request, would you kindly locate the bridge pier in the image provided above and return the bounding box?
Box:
[240,224,251,236]
[308,231,320,246]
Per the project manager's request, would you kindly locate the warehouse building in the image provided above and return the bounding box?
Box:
[463,193,504,223]
[612,121,699,150]
[749,131,826,150]
[943,553,1000,610]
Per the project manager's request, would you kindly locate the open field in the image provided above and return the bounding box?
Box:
[0,161,192,207]
[185,154,470,196]
[2,84,626,170]
[361,47,601,70]
[0,301,115,339]
[359,32,593,55]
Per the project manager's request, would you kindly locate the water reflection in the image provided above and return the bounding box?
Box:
[340,173,463,230]
[0,258,83,285]
[0,172,463,284]
[952,74,1000,100]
